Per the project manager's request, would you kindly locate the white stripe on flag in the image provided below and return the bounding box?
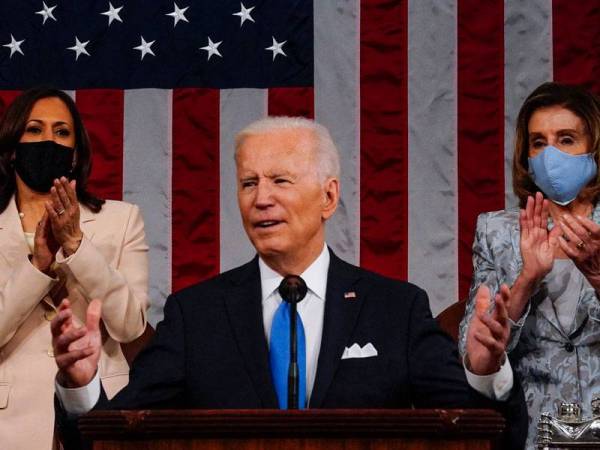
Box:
[124,89,172,326]
[315,0,360,265]
[408,0,458,313]
[504,0,553,210]
[219,89,267,272]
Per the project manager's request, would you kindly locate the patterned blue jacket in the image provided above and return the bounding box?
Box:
[458,206,600,448]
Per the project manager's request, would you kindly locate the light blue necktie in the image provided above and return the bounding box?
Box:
[269,301,306,409]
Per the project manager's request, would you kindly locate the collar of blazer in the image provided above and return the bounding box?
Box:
[310,250,364,407]
[78,202,97,241]
[0,195,30,264]
[223,248,365,408]
[0,195,97,264]
[223,256,277,407]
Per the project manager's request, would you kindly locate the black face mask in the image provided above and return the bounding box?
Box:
[14,141,74,193]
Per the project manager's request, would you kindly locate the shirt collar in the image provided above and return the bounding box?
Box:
[259,243,330,302]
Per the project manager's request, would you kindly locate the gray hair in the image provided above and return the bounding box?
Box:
[234,116,341,182]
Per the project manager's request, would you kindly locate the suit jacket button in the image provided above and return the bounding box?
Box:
[564,342,575,353]
[44,310,57,321]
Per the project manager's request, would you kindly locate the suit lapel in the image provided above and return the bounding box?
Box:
[224,257,278,408]
[79,205,96,241]
[0,196,30,262]
[534,292,566,336]
[309,251,364,408]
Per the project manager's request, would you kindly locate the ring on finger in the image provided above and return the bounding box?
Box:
[577,240,585,249]
[56,209,66,216]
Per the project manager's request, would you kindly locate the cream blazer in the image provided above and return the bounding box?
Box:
[0,196,148,450]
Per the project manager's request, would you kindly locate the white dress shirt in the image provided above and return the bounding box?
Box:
[260,242,329,403]
[56,242,512,413]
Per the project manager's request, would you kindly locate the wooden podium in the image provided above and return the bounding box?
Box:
[78,409,505,450]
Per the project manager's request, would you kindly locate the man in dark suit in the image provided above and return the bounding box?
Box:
[52,117,526,447]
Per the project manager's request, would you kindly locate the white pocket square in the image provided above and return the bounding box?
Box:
[341,342,378,359]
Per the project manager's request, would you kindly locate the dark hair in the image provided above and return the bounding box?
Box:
[0,86,104,213]
[513,82,600,207]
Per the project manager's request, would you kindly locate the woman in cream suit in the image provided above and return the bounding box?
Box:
[0,87,148,449]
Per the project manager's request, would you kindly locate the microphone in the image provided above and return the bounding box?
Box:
[279,275,308,304]
[278,275,308,409]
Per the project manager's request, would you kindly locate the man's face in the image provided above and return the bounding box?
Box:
[236,128,338,268]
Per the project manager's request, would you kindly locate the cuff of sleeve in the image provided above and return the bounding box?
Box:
[55,236,88,265]
[25,254,58,283]
[463,354,513,401]
[509,300,531,328]
[55,371,101,415]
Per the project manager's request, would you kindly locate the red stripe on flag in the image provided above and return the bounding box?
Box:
[552,0,600,94]
[172,88,220,291]
[76,90,124,201]
[0,91,21,117]
[268,87,314,118]
[457,0,505,299]
[359,0,408,280]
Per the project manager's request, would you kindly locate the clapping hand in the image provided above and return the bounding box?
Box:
[51,299,102,388]
[519,192,560,283]
[465,284,511,375]
[507,192,560,320]
[31,211,59,273]
[558,213,600,290]
[45,177,83,257]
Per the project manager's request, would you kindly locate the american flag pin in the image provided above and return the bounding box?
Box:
[344,291,357,300]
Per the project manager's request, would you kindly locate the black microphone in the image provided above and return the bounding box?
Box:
[278,275,308,409]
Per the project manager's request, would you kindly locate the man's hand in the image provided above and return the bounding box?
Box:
[465,284,511,375]
[51,298,102,388]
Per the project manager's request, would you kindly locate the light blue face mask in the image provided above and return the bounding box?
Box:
[528,145,597,205]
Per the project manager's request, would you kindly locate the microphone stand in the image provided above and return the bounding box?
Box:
[278,275,307,410]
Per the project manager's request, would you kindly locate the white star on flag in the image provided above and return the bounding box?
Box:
[233,3,255,27]
[67,37,90,60]
[3,34,25,58]
[166,3,189,27]
[133,36,156,60]
[35,2,57,25]
[265,36,286,60]
[200,37,222,60]
[101,2,123,26]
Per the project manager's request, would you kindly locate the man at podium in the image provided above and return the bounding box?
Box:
[52,117,526,448]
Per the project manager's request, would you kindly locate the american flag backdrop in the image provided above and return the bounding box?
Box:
[0,1,599,325]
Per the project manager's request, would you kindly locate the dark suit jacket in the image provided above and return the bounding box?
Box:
[58,251,527,448]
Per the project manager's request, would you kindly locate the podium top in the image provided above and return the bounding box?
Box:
[79,408,505,440]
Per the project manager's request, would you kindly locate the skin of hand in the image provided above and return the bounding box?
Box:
[31,211,60,273]
[465,284,511,376]
[51,298,102,388]
[519,192,560,282]
[558,213,600,292]
[509,192,561,321]
[44,177,83,257]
